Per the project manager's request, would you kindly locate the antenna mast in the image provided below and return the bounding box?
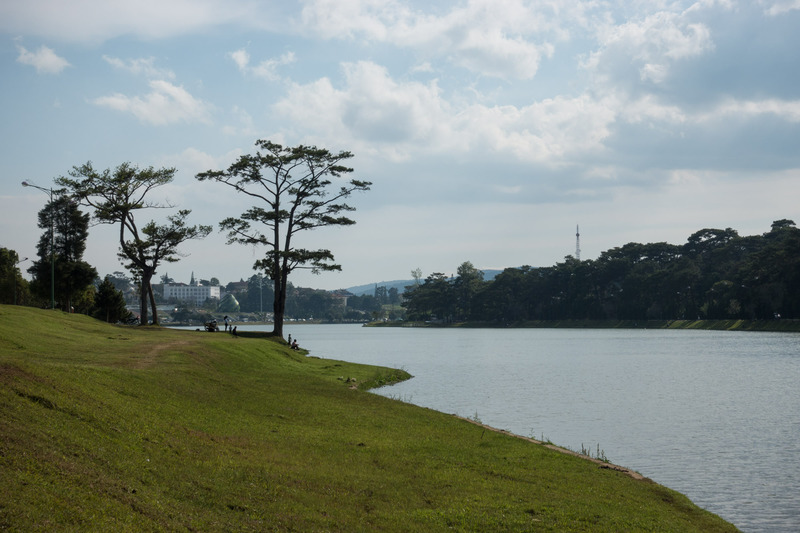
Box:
[575,225,581,261]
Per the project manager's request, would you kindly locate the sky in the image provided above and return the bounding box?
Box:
[2,0,799,291]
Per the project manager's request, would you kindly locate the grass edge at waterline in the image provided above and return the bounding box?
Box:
[0,305,738,531]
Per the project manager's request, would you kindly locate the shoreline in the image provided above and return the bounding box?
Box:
[454,415,651,482]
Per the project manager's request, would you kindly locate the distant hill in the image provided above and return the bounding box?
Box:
[346,279,414,296]
[345,269,504,296]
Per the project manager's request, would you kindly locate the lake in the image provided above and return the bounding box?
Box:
[240,324,800,532]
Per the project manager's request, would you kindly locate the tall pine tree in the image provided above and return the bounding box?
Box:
[28,195,97,312]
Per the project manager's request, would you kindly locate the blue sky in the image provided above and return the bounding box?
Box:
[2,0,799,291]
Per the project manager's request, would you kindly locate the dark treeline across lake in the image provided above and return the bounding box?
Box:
[403,222,800,324]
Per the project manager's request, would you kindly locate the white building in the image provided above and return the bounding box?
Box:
[163,283,221,306]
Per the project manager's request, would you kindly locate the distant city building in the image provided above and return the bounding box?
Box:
[329,289,353,307]
[163,283,220,306]
[225,280,249,293]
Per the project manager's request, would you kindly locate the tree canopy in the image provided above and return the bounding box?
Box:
[0,248,30,306]
[93,275,131,323]
[197,140,371,337]
[27,195,97,312]
[57,162,211,325]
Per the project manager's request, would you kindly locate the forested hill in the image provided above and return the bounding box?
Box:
[402,220,800,323]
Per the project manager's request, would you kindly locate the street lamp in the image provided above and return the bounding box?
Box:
[13,257,28,305]
[21,180,55,310]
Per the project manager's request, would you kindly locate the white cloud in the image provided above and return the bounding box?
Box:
[620,95,687,125]
[230,49,250,72]
[299,0,564,80]
[586,8,714,85]
[762,0,800,15]
[271,41,800,193]
[275,60,617,165]
[274,61,450,160]
[702,98,800,123]
[298,0,403,40]
[619,94,800,128]
[102,55,175,79]
[252,52,296,80]
[0,0,277,43]
[16,44,70,74]
[230,48,296,81]
[339,61,446,143]
[466,93,618,162]
[448,26,553,80]
[92,80,212,125]
[412,61,434,73]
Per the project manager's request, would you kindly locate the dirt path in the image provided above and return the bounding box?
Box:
[123,339,196,369]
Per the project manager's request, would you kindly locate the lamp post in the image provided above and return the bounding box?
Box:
[21,181,55,310]
[13,257,28,305]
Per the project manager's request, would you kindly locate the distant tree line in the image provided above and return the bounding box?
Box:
[0,243,131,323]
[1,190,131,322]
[402,221,800,323]
[152,274,401,323]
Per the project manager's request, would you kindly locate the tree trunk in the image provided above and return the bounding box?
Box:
[273,274,286,338]
[139,279,148,325]
[148,283,159,325]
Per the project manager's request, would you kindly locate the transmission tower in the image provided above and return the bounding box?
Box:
[575,224,581,261]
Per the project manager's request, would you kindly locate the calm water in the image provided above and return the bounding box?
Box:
[248,324,799,532]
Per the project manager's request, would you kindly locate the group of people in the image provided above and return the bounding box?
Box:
[216,316,300,347]
[223,316,237,336]
[287,334,299,350]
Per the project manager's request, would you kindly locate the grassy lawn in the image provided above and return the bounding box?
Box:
[0,305,738,531]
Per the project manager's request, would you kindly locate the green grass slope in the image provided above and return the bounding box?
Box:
[1,305,737,532]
